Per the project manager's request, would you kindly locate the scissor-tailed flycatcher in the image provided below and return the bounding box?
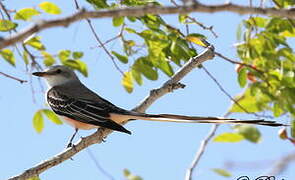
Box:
[33,65,283,147]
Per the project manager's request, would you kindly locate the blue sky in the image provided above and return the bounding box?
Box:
[1,0,294,180]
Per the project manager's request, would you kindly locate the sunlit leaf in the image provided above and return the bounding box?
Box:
[0,49,16,66]
[273,103,284,117]
[125,27,137,34]
[42,109,63,125]
[113,16,124,27]
[238,68,247,87]
[233,125,261,143]
[229,89,268,113]
[39,1,61,14]
[186,33,208,47]
[23,51,29,65]
[123,169,143,180]
[33,110,44,133]
[86,0,109,9]
[72,51,84,59]
[14,8,40,20]
[24,36,45,50]
[58,50,71,62]
[213,132,245,143]
[62,59,88,77]
[131,68,143,85]
[122,71,133,93]
[134,57,158,81]
[0,20,18,31]
[212,168,232,177]
[27,176,41,180]
[41,51,55,66]
[178,14,187,23]
[112,51,128,64]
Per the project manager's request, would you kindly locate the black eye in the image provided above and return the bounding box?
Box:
[56,69,62,73]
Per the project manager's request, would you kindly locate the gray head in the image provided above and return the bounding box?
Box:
[32,65,79,87]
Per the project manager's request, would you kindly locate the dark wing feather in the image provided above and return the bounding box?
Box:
[47,87,131,134]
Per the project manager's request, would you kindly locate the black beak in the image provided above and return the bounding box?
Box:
[32,72,47,77]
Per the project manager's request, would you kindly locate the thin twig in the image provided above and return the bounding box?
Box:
[85,148,115,180]
[202,66,273,119]
[170,0,218,38]
[0,3,294,49]
[185,124,218,180]
[215,51,263,73]
[185,110,232,180]
[265,152,295,176]
[74,0,124,75]
[0,71,27,83]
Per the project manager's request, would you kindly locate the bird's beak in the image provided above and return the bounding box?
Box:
[32,71,49,77]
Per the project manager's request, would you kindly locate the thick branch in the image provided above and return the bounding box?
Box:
[8,46,215,180]
[1,3,294,49]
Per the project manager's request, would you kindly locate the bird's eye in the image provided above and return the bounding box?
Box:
[56,69,62,73]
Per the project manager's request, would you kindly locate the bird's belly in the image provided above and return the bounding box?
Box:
[61,116,97,130]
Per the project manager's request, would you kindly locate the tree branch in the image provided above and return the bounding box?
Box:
[7,45,215,180]
[185,124,218,180]
[265,152,295,176]
[1,2,294,49]
[0,71,27,83]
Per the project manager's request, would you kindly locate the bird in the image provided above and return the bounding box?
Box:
[32,65,284,147]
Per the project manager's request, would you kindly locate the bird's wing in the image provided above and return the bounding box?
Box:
[47,87,131,134]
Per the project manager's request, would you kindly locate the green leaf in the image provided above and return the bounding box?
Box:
[131,68,143,85]
[122,71,133,93]
[24,36,46,50]
[123,169,143,180]
[111,51,128,64]
[127,16,137,22]
[273,102,284,117]
[212,168,232,177]
[58,50,71,62]
[62,59,88,77]
[0,49,16,66]
[186,33,208,47]
[73,51,84,59]
[178,14,187,23]
[125,27,137,34]
[27,176,40,180]
[86,0,109,9]
[213,132,245,143]
[112,16,124,27]
[33,110,44,133]
[134,57,158,80]
[229,88,269,113]
[42,109,63,125]
[156,56,174,77]
[41,51,55,66]
[291,120,295,138]
[14,8,40,20]
[233,125,261,143]
[23,51,29,65]
[39,1,61,14]
[0,20,18,31]
[238,68,247,87]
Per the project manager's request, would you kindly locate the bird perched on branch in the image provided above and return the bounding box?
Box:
[33,65,284,147]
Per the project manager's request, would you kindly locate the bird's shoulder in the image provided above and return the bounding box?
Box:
[46,81,124,111]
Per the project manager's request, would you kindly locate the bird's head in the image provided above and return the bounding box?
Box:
[32,65,79,87]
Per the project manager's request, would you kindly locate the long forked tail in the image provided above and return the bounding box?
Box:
[127,113,285,127]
